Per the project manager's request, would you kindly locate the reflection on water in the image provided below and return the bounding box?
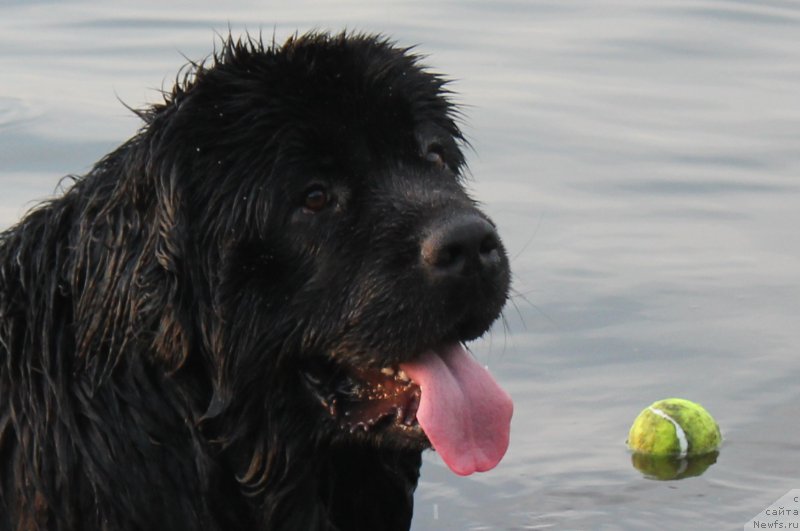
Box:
[630,451,719,481]
[1,1,799,529]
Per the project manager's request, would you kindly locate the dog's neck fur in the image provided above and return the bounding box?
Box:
[244,444,421,530]
[209,388,422,530]
[320,446,421,531]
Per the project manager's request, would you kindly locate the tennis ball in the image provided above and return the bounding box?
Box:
[627,398,721,457]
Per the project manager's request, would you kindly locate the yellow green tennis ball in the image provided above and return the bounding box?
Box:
[627,398,721,457]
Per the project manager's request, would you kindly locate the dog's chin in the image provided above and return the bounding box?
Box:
[302,358,431,449]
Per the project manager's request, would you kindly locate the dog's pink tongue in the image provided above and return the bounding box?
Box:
[400,343,513,476]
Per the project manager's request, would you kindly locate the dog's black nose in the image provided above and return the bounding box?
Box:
[421,214,502,278]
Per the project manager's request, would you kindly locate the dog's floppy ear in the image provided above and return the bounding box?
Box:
[145,160,194,373]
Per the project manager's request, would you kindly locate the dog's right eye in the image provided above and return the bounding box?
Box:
[303,186,329,212]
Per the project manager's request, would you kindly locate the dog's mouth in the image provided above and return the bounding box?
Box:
[302,342,513,476]
[303,363,424,434]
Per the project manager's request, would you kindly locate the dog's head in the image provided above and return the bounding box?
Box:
[139,33,512,478]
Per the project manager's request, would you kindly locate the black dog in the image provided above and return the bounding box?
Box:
[0,32,512,530]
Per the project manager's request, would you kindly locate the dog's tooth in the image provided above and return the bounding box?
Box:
[380,367,395,376]
[396,369,410,382]
[403,391,421,425]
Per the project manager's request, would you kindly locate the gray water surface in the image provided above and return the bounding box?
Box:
[1,1,799,529]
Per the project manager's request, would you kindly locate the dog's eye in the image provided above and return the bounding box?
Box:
[424,145,446,170]
[303,186,329,212]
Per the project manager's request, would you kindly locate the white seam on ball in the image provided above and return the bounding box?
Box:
[648,406,688,457]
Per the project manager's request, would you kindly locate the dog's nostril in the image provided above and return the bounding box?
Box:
[478,233,501,268]
[433,244,463,269]
[479,233,498,255]
[421,215,501,277]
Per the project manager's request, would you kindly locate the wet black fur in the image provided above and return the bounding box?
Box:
[0,32,509,530]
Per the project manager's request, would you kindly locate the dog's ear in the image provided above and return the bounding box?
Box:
[146,162,193,373]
